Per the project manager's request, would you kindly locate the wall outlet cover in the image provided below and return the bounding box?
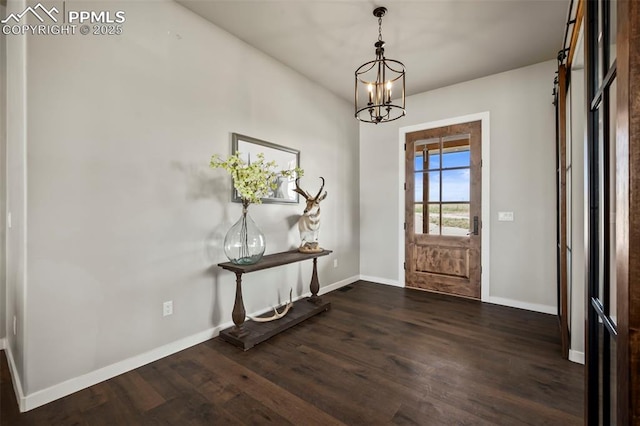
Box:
[163,301,173,317]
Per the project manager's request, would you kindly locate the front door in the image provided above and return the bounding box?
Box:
[405,121,482,298]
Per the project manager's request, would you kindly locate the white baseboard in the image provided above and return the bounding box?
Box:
[5,343,27,412]
[319,275,360,295]
[356,278,556,315]
[569,350,585,365]
[487,296,556,315]
[18,275,360,412]
[23,326,220,412]
[0,337,6,350]
[359,275,403,287]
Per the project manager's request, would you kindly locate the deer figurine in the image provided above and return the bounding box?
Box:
[293,177,328,253]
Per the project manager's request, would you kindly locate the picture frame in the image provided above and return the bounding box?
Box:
[231,133,301,204]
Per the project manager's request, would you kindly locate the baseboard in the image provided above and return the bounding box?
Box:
[356,280,555,315]
[5,344,27,412]
[22,326,220,412]
[359,275,403,288]
[19,275,360,412]
[487,296,556,315]
[319,275,360,295]
[569,350,585,365]
[0,337,6,350]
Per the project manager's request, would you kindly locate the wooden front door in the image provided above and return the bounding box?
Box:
[405,121,482,298]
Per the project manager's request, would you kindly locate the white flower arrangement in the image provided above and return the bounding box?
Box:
[210,152,303,206]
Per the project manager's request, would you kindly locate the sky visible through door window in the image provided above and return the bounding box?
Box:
[415,151,470,201]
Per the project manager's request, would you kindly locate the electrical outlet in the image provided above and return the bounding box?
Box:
[333,259,338,268]
[163,301,173,317]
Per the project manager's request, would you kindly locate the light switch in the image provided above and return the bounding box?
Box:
[498,211,514,221]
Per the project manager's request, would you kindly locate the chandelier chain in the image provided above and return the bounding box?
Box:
[378,16,383,42]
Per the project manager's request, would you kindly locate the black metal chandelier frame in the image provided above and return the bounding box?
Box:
[354,7,406,124]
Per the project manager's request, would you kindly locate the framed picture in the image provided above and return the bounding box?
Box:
[231,133,301,204]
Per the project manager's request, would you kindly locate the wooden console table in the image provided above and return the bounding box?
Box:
[217,249,332,350]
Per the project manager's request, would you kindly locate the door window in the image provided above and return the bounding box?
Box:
[414,135,471,236]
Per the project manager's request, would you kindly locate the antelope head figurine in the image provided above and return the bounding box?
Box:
[293,177,328,253]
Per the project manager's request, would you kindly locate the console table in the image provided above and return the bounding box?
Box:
[217,249,332,350]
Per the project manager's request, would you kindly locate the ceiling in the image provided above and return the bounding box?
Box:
[176,0,570,103]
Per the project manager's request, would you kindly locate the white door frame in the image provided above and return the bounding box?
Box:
[398,112,491,302]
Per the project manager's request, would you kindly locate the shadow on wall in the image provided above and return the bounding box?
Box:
[171,161,229,204]
[204,265,223,327]
[171,160,235,327]
[296,264,305,297]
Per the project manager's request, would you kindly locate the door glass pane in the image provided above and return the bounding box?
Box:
[609,78,617,324]
[442,169,470,202]
[597,0,604,89]
[597,106,605,303]
[414,151,425,172]
[598,321,604,425]
[428,203,440,235]
[610,336,617,425]
[416,138,439,171]
[442,146,470,168]
[428,152,440,170]
[609,0,617,66]
[415,172,424,202]
[428,171,440,202]
[441,203,470,237]
[414,204,428,234]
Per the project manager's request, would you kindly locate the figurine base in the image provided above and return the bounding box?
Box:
[299,244,324,253]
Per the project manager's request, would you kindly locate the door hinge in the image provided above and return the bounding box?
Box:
[404,182,406,190]
[404,222,407,230]
[404,143,406,151]
[481,159,483,167]
[404,261,406,270]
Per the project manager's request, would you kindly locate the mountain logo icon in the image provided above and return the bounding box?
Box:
[1,3,59,24]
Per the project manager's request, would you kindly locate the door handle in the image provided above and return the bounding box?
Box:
[473,216,479,235]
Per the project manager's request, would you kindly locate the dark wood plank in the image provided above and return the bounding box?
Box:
[218,249,332,273]
[0,350,20,425]
[186,343,344,426]
[219,298,331,350]
[1,281,583,425]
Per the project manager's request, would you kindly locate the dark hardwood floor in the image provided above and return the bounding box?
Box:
[1,281,584,425]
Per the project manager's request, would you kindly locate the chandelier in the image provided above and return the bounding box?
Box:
[354,6,406,124]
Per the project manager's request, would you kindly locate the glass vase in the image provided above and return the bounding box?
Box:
[224,203,265,265]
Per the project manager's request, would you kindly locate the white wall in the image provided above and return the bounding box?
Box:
[0,1,7,344]
[15,0,359,402]
[360,60,558,311]
[5,0,27,397]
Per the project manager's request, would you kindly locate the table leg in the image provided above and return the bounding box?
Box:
[308,257,322,304]
[231,272,249,337]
